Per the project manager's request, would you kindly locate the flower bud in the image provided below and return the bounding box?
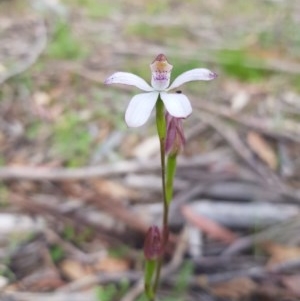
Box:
[144,226,162,260]
[165,112,186,155]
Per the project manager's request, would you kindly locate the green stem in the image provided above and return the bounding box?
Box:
[166,154,177,204]
[155,98,166,140]
[152,98,168,297]
[144,259,157,300]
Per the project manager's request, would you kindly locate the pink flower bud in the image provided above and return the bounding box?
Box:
[144,226,162,260]
[165,111,186,155]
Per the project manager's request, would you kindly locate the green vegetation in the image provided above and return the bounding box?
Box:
[63,224,94,244]
[145,1,169,14]
[92,90,127,130]
[52,112,92,167]
[0,156,5,167]
[49,244,65,263]
[65,0,117,18]
[63,224,76,241]
[12,73,33,91]
[26,121,43,140]
[0,260,15,282]
[217,49,271,81]
[291,76,300,93]
[108,245,132,259]
[0,183,9,207]
[174,261,193,293]
[47,22,87,60]
[126,23,186,44]
[94,260,194,301]
[136,262,194,301]
[95,280,130,301]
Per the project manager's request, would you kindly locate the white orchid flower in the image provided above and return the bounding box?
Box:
[105,54,217,127]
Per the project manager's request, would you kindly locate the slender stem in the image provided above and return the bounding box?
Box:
[144,259,156,300]
[152,98,168,296]
[166,154,177,204]
[159,139,168,226]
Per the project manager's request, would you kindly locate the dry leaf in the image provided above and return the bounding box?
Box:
[211,277,257,300]
[262,242,300,266]
[247,131,277,170]
[91,179,139,200]
[94,256,129,273]
[60,259,89,280]
[181,205,237,243]
[231,90,250,112]
[33,91,51,106]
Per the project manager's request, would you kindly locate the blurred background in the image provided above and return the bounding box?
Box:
[1,0,300,300]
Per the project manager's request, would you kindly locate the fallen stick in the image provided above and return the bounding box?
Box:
[9,194,129,247]
[0,150,229,180]
[198,257,300,285]
[194,101,300,143]
[168,181,286,229]
[223,216,300,256]
[0,213,45,234]
[2,291,98,301]
[183,200,299,229]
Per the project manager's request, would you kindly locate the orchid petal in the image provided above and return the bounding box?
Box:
[125,92,159,127]
[167,68,217,91]
[160,92,192,118]
[151,72,171,91]
[105,72,153,92]
[150,54,173,91]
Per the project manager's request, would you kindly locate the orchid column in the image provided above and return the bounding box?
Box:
[105,54,217,300]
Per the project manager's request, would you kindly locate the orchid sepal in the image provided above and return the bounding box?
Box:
[167,68,217,91]
[105,72,153,92]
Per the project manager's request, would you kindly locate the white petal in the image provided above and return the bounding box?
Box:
[151,72,171,91]
[160,92,192,118]
[125,92,159,127]
[105,72,153,92]
[167,68,217,91]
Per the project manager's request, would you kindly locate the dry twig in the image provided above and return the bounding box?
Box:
[0,150,229,180]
